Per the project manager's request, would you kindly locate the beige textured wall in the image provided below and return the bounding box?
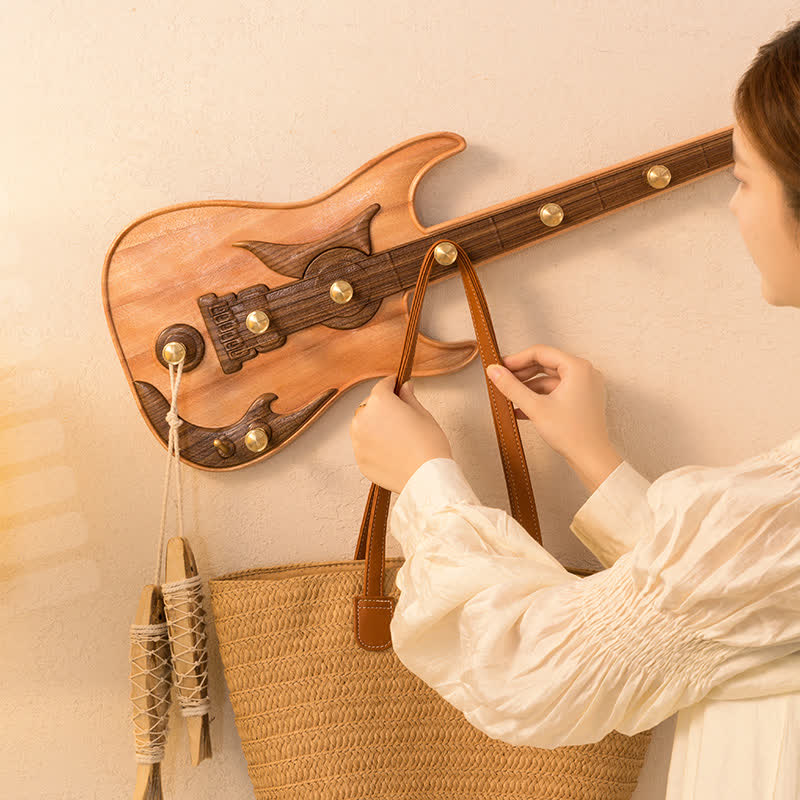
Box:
[3,2,800,797]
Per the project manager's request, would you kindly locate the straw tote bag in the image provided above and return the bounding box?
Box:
[209,240,653,799]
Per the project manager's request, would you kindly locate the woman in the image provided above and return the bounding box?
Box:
[350,21,800,800]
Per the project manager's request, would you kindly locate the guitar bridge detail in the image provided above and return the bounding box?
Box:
[197,285,287,374]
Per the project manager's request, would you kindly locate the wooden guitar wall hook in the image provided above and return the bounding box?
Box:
[102,126,733,471]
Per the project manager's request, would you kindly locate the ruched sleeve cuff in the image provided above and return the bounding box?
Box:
[569,460,655,568]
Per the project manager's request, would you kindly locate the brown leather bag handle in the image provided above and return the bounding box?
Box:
[353,240,543,650]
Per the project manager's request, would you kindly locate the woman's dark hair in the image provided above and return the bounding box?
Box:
[734,20,800,224]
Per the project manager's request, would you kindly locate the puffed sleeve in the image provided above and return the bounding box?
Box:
[388,453,800,749]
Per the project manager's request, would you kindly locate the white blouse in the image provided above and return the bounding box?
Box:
[387,429,800,752]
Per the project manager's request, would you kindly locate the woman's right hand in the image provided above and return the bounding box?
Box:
[485,343,613,465]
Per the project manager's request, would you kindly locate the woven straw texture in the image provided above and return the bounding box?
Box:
[210,556,653,800]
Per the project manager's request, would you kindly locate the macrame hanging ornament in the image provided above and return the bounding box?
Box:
[129,349,212,800]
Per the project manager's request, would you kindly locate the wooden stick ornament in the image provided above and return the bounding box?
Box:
[129,346,213,800]
[163,537,212,764]
[130,584,172,800]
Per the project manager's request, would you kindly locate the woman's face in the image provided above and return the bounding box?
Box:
[728,119,800,307]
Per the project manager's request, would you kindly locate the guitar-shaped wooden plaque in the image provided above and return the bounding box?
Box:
[102,125,733,471]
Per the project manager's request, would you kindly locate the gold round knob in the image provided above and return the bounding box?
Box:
[433,242,458,266]
[213,437,235,458]
[244,427,269,453]
[329,279,354,304]
[539,203,564,227]
[162,341,186,364]
[246,310,270,334]
[646,164,672,189]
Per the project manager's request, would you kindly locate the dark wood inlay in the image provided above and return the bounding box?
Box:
[233,203,380,277]
[135,381,337,468]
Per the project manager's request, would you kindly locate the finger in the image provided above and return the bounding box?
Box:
[504,361,559,382]
[398,380,416,400]
[398,379,416,395]
[373,374,397,394]
[398,380,430,413]
[485,364,540,412]
[501,344,580,376]
[523,375,559,394]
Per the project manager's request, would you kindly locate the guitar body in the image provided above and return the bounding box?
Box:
[102,132,481,471]
[104,124,733,470]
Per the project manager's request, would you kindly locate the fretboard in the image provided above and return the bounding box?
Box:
[378,125,733,291]
[237,126,734,341]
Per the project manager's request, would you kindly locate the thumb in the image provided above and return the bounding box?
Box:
[398,380,428,412]
[486,363,538,412]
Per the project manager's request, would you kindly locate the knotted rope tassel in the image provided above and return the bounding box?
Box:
[129,355,212,800]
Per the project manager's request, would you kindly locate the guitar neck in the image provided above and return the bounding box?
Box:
[190,125,735,376]
[387,125,733,289]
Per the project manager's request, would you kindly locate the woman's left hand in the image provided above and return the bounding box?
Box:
[349,375,453,494]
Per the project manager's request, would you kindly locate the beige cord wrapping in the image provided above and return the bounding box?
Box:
[129,621,172,764]
[162,574,211,717]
